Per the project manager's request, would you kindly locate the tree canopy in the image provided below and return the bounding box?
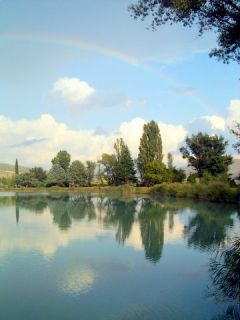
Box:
[231,121,240,153]
[52,150,71,172]
[180,132,233,177]
[129,0,240,63]
[137,120,163,179]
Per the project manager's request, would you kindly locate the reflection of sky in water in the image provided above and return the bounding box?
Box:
[0,193,239,320]
[58,266,95,295]
[0,202,192,258]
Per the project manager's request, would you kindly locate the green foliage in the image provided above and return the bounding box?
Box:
[114,138,136,185]
[68,160,86,186]
[167,152,173,169]
[15,159,19,175]
[0,176,15,187]
[52,150,71,172]
[16,172,39,187]
[187,173,197,184]
[151,182,240,203]
[171,168,186,183]
[129,0,240,64]
[99,139,136,186]
[144,162,167,186]
[231,121,240,153]
[29,167,47,182]
[47,160,68,187]
[99,153,117,185]
[85,161,96,186]
[138,120,163,179]
[180,133,233,177]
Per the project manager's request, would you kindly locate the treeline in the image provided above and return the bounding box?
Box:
[9,119,240,188]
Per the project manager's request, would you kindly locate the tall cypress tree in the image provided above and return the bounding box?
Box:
[15,159,19,175]
[114,138,136,185]
[137,121,163,179]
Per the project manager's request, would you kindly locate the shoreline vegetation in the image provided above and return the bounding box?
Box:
[1,120,239,204]
[1,182,239,204]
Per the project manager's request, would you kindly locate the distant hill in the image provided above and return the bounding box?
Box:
[0,162,29,177]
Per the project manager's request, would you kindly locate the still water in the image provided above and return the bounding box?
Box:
[0,192,239,320]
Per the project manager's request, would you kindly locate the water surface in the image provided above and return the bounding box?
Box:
[0,192,239,320]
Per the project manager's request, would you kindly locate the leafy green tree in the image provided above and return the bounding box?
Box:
[231,121,240,153]
[68,160,86,186]
[99,153,117,185]
[129,0,240,63]
[86,161,96,186]
[167,152,173,169]
[180,133,232,177]
[15,159,19,175]
[114,138,136,185]
[29,167,47,183]
[47,160,68,186]
[171,168,186,182]
[16,172,39,187]
[144,161,167,186]
[52,150,71,172]
[137,120,163,179]
[96,163,105,185]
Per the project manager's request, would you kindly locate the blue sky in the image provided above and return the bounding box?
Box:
[0,0,239,167]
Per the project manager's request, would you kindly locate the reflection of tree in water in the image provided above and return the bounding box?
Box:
[47,195,72,230]
[16,194,48,214]
[139,199,167,263]
[103,198,136,244]
[209,238,240,320]
[14,194,48,224]
[184,204,234,252]
[47,193,96,230]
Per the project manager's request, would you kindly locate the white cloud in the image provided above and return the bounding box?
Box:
[0,99,238,167]
[201,116,226,131]
[51,77,144,111]
[53,77,95,103]
[0,114,187,167]
[227,100,240,125]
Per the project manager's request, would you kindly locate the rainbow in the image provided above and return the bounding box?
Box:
[0,31,217,114]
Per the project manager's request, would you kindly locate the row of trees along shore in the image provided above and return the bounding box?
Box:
[11,120,240,190]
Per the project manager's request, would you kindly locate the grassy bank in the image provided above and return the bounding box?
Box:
[150,182,240,203]
[0,182,239,203]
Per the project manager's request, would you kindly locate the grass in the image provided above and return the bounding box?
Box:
[0,182,239,204]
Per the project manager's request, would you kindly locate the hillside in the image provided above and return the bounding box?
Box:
[0,163,29,177]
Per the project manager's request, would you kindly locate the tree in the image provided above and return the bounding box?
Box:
[85,161,96,186]
[114,138,136,185]
[231,121,240,153]
[180,132,233,177]
[129,0,240,64]
[99,153,117,185]
[29,167,47,183]
[15,159,19,175]
[167,152,173,169]
[47,160,68,186]
[52,150,71,172]
[16,172,39,187]
[144,161,167,186]
[68,160,86,186]
[137,120,163,179]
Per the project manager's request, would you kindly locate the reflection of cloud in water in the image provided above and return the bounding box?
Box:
[125,214,185,251]
[0,200,186,259]
[58,266,95,295]
[0,207,113,258]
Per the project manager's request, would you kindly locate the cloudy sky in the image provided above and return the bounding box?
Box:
[0,0,239,167]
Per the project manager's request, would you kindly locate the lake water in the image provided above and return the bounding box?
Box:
[0,192,239,320]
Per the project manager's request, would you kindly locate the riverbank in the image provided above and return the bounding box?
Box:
[0,181,239,203]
